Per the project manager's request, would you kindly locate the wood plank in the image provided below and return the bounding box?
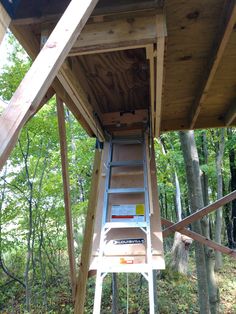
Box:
[74,148,102,314]
[163,190,236,237]
[189,1,236,128]
[10,24,94,136]
[161,218,236,260]
[0,3,10,46]
[56,96,76,298]
[12,1,162,24]
[155,14,166,137]
[102,109,148,126]
[146,44,155,136]
[57,62,105,142]
[224,101,236,126]
[0,0,99,170]
[70,14,157,55]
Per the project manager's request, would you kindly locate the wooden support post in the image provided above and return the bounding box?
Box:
[56,96,76,298]
[74,148,102,313]
[0,3,10,46]
[155,14,167,137]
[0,0,99,170]
[161,218,236,260]
[163,190,236,237]
[146,45,155,136]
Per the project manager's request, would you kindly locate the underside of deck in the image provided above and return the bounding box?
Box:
[2,0,235,139]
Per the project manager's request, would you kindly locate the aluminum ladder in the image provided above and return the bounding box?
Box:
[93,135,155,314]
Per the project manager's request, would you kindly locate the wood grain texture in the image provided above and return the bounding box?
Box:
[75,149,102,314]
[56,96,76,298]
[163,190,236,237]
[77,49,150,114]
[189,0,236,128]
[0,0,98,170]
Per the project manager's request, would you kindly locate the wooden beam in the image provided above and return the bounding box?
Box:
[163,190,236,237]
[155,14,167,137]
[56,96,76,298]
[161,218,236,260]
[0,0,99,170]
[189,1,236,129]
[10,24,94,136]
[146,44,155,136]
[74,148,102,313]
[224,102,236,126]
[70,13,157,56]
[102,109,148,126]
[57,62,105,142]
[0,3,10,46]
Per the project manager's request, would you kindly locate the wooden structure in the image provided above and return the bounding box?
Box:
[0,0,236,313]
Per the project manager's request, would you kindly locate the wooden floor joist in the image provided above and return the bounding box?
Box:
[189,1,236,129]
[0,0,99,171]
[74,148,102,314]
[163,190,236,238]
[161,218,236,260]
[56,96,76,298]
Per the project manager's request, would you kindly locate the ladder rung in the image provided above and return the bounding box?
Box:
[100,264,150,273]
[110,160,143,167]
[104,222,148,229]
[111,138,143,145]
[108,188,145,194]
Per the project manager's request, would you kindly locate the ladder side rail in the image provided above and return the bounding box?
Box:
[143,134,155,314]
[93,140,113,314]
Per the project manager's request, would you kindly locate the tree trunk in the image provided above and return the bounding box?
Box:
[200,131,220,314]
[179,130,210,314]
[215,129,225,270]
[227,128,236,248]
[112,273,118,313]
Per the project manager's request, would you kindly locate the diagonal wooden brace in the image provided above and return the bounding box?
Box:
[0,0,99,171]
[161,218,236,260]
[163,190,236,238]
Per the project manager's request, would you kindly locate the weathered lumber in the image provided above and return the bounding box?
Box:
[74,148,102,314]
[155,14,167,137]
[146,45,155,135]
[162,218,236,260]
[56,96,76,298]
[189,1,236,128]
[163,190,236,237]
[0,3,10,46]
[0,0,99,170]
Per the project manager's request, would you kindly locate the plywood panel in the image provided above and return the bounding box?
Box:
[77,49,150,114]
[161,0,225,123]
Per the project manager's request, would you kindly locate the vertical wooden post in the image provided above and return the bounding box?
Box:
[56,96,76,297]
[155,14,167,137]
[0,3,10,46]
[74,147,102,313]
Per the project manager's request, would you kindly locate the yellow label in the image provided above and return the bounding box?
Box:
[136,204,145,215]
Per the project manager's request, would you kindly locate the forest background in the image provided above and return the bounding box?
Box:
[0,35,235,313]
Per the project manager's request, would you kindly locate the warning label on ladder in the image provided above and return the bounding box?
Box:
[111,204,145,222]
